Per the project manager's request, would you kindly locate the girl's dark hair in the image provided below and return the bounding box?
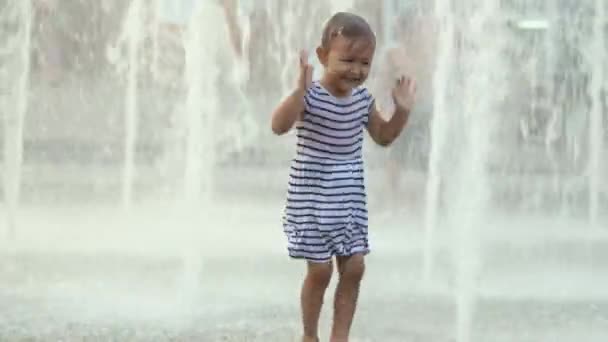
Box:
[321,12,376,49]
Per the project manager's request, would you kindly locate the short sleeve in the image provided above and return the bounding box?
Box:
[362,89,375,126]
[303,87,314,113]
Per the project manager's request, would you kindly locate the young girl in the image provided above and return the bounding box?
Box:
[271,12,416,342]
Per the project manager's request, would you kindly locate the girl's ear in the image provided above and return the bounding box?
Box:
[316,46,329,66]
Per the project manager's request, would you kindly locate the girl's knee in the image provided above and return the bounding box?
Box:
[337,254,365,282]
[344,262,365,283]
[306,261,333,287]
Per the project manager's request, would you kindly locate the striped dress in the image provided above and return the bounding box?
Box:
[282,81,374,263]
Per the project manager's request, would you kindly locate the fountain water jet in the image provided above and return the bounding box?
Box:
[2,0,32,238]
[121,0,143,209]
[181,0,233,204]
[424,1,507,340]
[150,0,162,81]
[177,0,240,304]
[423,0,454,283]
[451,1,505,337]
[182,7,205,204]
[587,0,605,227]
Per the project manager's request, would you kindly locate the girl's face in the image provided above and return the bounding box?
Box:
[317,35,375,96]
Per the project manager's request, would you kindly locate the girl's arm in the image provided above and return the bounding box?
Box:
[367,76,416,146]
[271,89,306,135]
[366,102,411,146]
[271,50,314,135]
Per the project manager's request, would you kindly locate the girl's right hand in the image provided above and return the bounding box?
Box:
[298,50,313,92]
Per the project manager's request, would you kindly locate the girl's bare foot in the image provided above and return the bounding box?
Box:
[302,336,319,342]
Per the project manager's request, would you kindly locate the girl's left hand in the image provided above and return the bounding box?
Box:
[392,76,417,112]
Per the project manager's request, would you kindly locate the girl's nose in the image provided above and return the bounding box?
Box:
[349,67,362,77]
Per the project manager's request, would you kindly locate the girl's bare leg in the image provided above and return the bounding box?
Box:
[330,254,365,342]
[301,260,333,342]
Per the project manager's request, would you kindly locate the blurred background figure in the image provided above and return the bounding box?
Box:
[32,0,65,85]
[370,3,437,217]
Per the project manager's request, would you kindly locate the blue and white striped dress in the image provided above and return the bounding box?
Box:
[282,81,374,263]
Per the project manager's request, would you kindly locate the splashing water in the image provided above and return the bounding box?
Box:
[0,0,607,341]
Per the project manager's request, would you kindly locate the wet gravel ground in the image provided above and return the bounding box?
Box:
[1,250,607,342]
[1,203,607,341]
